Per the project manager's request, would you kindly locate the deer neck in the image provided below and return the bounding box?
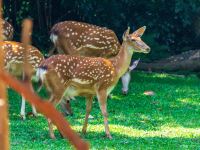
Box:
[110,42,133,78]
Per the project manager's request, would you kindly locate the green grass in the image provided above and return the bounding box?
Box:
[8,71,200,150]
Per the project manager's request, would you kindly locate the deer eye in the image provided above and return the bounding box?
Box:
[131,38,136,41]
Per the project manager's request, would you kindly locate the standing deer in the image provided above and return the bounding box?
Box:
[121,59,140,95]
[2,41,44,120]
[37,26,150,139]
[1,19,14,40]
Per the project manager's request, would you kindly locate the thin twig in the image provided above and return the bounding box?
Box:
[21,19,33,82]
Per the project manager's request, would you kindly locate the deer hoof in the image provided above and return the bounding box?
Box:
[82,128,87,135]
[122,91,128,95]
[32,113,38,118]
[27,112,37,118]
[108,94,112,99]
[106,134,112,139]
[20,115,26,120]
[59,131,64,138]
[50,134,56,139]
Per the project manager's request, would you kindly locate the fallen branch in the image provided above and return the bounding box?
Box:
[138,49,200,72]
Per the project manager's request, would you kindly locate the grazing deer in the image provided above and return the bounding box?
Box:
[121,59,140,95]
[2,41,44,119]
[1,19,14,40]
[37,26,150,139]
[50,21,120,58]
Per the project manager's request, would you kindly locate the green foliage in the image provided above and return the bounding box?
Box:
[3,0,200,60]
[9,72,200,149]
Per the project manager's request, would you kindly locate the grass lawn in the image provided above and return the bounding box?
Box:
[8,71,200,150]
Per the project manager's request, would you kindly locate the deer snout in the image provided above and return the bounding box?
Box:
[122,90,128,95]
[61,100,73,116]
[145,47,151,53]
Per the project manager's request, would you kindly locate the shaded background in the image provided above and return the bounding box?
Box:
[3,0,200,61]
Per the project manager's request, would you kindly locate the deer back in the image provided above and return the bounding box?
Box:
[2,41,44,77]
[50,21,120,58]
[1,19,14,41]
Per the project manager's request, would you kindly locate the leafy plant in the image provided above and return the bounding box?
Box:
[3,0,200,60]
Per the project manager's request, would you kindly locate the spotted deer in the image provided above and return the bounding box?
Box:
[37,26,150,139]
[1,19,14,40]
[2,41,44,119]
[50,21,120,58]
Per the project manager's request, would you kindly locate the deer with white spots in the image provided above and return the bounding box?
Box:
[37,26,150,139]
[2,41,44,120]
[50,21,120,58]
[1,19,14,40]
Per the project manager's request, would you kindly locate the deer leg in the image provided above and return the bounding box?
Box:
[31,105,37,117]
[21,72,38,118]
[20,96,26,120]
[97,90,112,139]
[29,82,38,117]
[48,118,55,139]
[82,95,93,134]
[20,72,27,120]
[47,95,56,139]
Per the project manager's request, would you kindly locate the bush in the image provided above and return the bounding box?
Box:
[3,0,200,60]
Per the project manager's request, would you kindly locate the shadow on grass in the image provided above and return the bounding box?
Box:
[132,71,199,86]
[11,127,200,149]
[10,118,200,149]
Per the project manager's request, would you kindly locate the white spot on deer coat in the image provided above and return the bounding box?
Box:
[72,78,91,84]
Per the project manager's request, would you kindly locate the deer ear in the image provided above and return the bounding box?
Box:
[122,26,130,41]
[132,26,146,37]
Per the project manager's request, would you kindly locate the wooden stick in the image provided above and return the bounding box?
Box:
[21,19,33,82]
[0,71,89,150]
[0,0,9,149]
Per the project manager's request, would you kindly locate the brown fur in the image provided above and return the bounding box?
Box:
[50,21,120,58]
[1,41,44,119]
[2,41,44,77]
[1,19,14,41]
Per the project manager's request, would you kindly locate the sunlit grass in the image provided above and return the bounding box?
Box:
[8,71,200,149]
[71,124,200,138]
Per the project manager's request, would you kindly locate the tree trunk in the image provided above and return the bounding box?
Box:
[138,50,200,72]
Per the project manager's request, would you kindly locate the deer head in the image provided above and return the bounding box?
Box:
[123,26,150,54]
